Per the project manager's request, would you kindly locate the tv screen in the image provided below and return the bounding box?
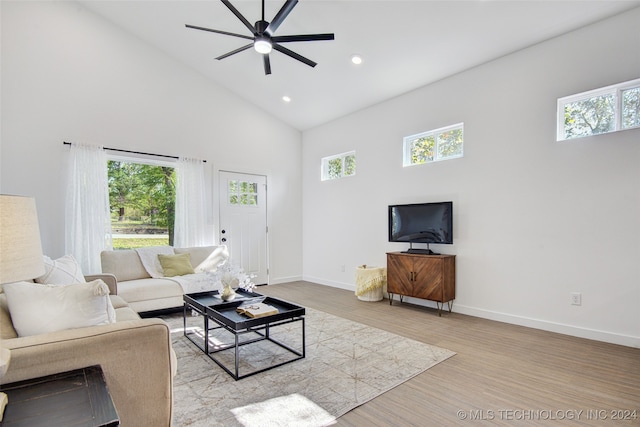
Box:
[388,202,453,245]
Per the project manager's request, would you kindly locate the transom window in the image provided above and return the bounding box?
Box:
[321,151,356,181]
[403,123,464,167]
[557,78,640,141]
[229,180,258,206]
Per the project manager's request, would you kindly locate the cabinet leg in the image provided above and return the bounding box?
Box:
[436,301,453,316]
[389,294,394,306]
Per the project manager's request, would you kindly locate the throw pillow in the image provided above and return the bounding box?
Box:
[158,253,195,277]
[35,255,86,285]
[135,246,175,278]
[2,280,116,337]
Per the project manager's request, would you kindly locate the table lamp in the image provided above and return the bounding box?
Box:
[0,194,46,420]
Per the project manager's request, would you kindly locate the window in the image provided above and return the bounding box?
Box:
[403,123,464,167]
[321,151,356,181]
[229,179,258,206]
[107,159,176,249]
[557,78,640,141]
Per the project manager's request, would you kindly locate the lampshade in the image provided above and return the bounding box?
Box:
[0,195,45,284]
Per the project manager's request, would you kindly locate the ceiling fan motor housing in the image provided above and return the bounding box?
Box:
[256,20,269,35]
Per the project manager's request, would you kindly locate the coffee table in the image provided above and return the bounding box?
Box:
[183,289,305,380]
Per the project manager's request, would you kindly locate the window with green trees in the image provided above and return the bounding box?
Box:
[403,123,464,167]
[229,180,258,205]
[321,151,356,181]
[107,160,176,249]
[557,78,640,141]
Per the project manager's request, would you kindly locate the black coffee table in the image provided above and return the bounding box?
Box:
[183,289,306,380]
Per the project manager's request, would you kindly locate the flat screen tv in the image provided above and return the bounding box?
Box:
[388,201,453,254]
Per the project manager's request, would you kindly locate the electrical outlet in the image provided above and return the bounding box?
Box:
[571,292,582,306]
[340,264,346,272]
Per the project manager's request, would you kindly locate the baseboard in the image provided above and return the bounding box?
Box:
[269,275,303,285]
[300,279,639,348]
[453,304,640,348]
[301,276,354,292]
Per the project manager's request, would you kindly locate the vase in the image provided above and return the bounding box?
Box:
[220,284,236,301]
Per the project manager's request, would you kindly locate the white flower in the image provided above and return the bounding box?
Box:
[207,261,256,292]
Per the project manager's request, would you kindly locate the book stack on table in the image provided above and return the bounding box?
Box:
[236,302,279,318]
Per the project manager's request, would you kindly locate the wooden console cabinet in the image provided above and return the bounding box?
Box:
[386,252,455,316]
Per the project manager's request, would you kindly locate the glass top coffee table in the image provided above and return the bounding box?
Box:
[183,289,306,380]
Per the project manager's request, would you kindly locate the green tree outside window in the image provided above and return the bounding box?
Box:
[405,123,463,166]
[108,160,175,248]
[622,87,640,129]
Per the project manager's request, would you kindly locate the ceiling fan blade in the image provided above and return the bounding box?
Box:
[272,43,316,68]
[266,0,298,35]
[272,33,335,43]
[263,55,272,75]
[221,0,257,35]
[216,43,253,60]
[185,24,254,41]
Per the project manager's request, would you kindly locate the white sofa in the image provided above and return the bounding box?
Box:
[100,245,228,313]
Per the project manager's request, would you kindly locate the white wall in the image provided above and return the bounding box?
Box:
[302,8,640,347]
[0,1,302,283]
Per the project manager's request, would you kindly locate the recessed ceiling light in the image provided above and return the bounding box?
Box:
[282,96,291,103]
[351,55,363,65]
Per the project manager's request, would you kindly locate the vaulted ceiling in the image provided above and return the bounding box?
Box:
[79,1,640,131]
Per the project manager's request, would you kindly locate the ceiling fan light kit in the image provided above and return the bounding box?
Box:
[254,37,272,54]
[186,0,334,75]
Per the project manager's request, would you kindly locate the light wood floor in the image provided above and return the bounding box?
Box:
[258,281,640,426]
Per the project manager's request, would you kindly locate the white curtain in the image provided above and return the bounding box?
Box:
[65,143,112,274]
[174,157,207,248]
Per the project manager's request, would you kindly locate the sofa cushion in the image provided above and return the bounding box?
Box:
[3,280,117,337]
[158,253,195,277]
[175,245,229,272]
[116,277,184,304]
[35,255,86,285]
[101,249,151,282]
[114,306,142,322]
[128,296,185,314]
[109,295,129,310]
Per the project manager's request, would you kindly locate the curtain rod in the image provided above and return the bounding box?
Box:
[62,142,206,162]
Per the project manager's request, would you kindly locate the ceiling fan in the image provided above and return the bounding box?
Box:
[186,0,334,75]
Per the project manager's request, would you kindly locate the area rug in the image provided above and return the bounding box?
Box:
[161,308,455,427]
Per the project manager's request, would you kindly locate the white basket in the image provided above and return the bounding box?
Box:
[357,286,383,302]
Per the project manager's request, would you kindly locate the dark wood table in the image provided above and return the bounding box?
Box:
[0,365,119,427]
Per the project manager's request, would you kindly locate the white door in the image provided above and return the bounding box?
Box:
[219,171,268,284]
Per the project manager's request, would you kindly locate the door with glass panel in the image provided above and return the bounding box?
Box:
[219,171,268,284]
